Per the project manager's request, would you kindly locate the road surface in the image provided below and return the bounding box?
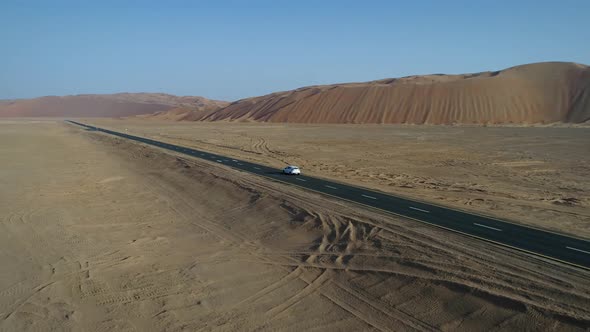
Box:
[67,120,590,270]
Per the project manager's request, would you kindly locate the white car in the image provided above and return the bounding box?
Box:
[283,165,301,175]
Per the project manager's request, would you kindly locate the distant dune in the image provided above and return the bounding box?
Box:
[138,102,229,121]
[0,93,227,118]
[4,62,588,124]
[200,62,590,124]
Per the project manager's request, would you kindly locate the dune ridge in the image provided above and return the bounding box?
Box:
[200,62,590,124]
[139,105,229,121]
[0,93,227,118]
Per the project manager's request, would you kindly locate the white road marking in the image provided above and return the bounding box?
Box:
[362,194,377,200]
[566,246,590,255]
[473,223,502,231]
[237,163,243,166]
[232,160,238,162]
[217,160,223,163]
[325,185,338,189]
[254,167,261,170]
[409,206,430,213]
[295,178,307,182]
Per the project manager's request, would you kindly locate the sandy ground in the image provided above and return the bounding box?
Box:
[88,119,590,239]
[1,120,589,331]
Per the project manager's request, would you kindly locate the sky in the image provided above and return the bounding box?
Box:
[1,0,589,101]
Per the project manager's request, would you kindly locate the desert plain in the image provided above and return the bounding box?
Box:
[89,119,590,238]
[1,119,589,331]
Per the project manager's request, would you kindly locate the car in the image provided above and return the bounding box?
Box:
[283,165,301,175]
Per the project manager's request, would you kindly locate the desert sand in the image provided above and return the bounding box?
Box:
[4,62,588,125]
[0,93,227,118]
[195,62,589,124]
[88,119,590,239]
[1,119,589,331]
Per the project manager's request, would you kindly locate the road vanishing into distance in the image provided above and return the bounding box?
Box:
[67,120,590,270]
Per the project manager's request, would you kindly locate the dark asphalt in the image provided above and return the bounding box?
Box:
[67,120,590,270]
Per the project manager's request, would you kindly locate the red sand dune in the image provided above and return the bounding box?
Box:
[139,104,228,121]
[0,93,227,118]
[200,62,590,124]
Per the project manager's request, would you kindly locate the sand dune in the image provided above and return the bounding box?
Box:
[0,93,227,118]
[139,104,228,121]
[200,62,590,124]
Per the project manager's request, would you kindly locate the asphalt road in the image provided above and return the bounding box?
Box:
[67,120,590,270]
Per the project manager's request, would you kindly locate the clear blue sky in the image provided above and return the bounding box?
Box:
[1,0,589,101]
